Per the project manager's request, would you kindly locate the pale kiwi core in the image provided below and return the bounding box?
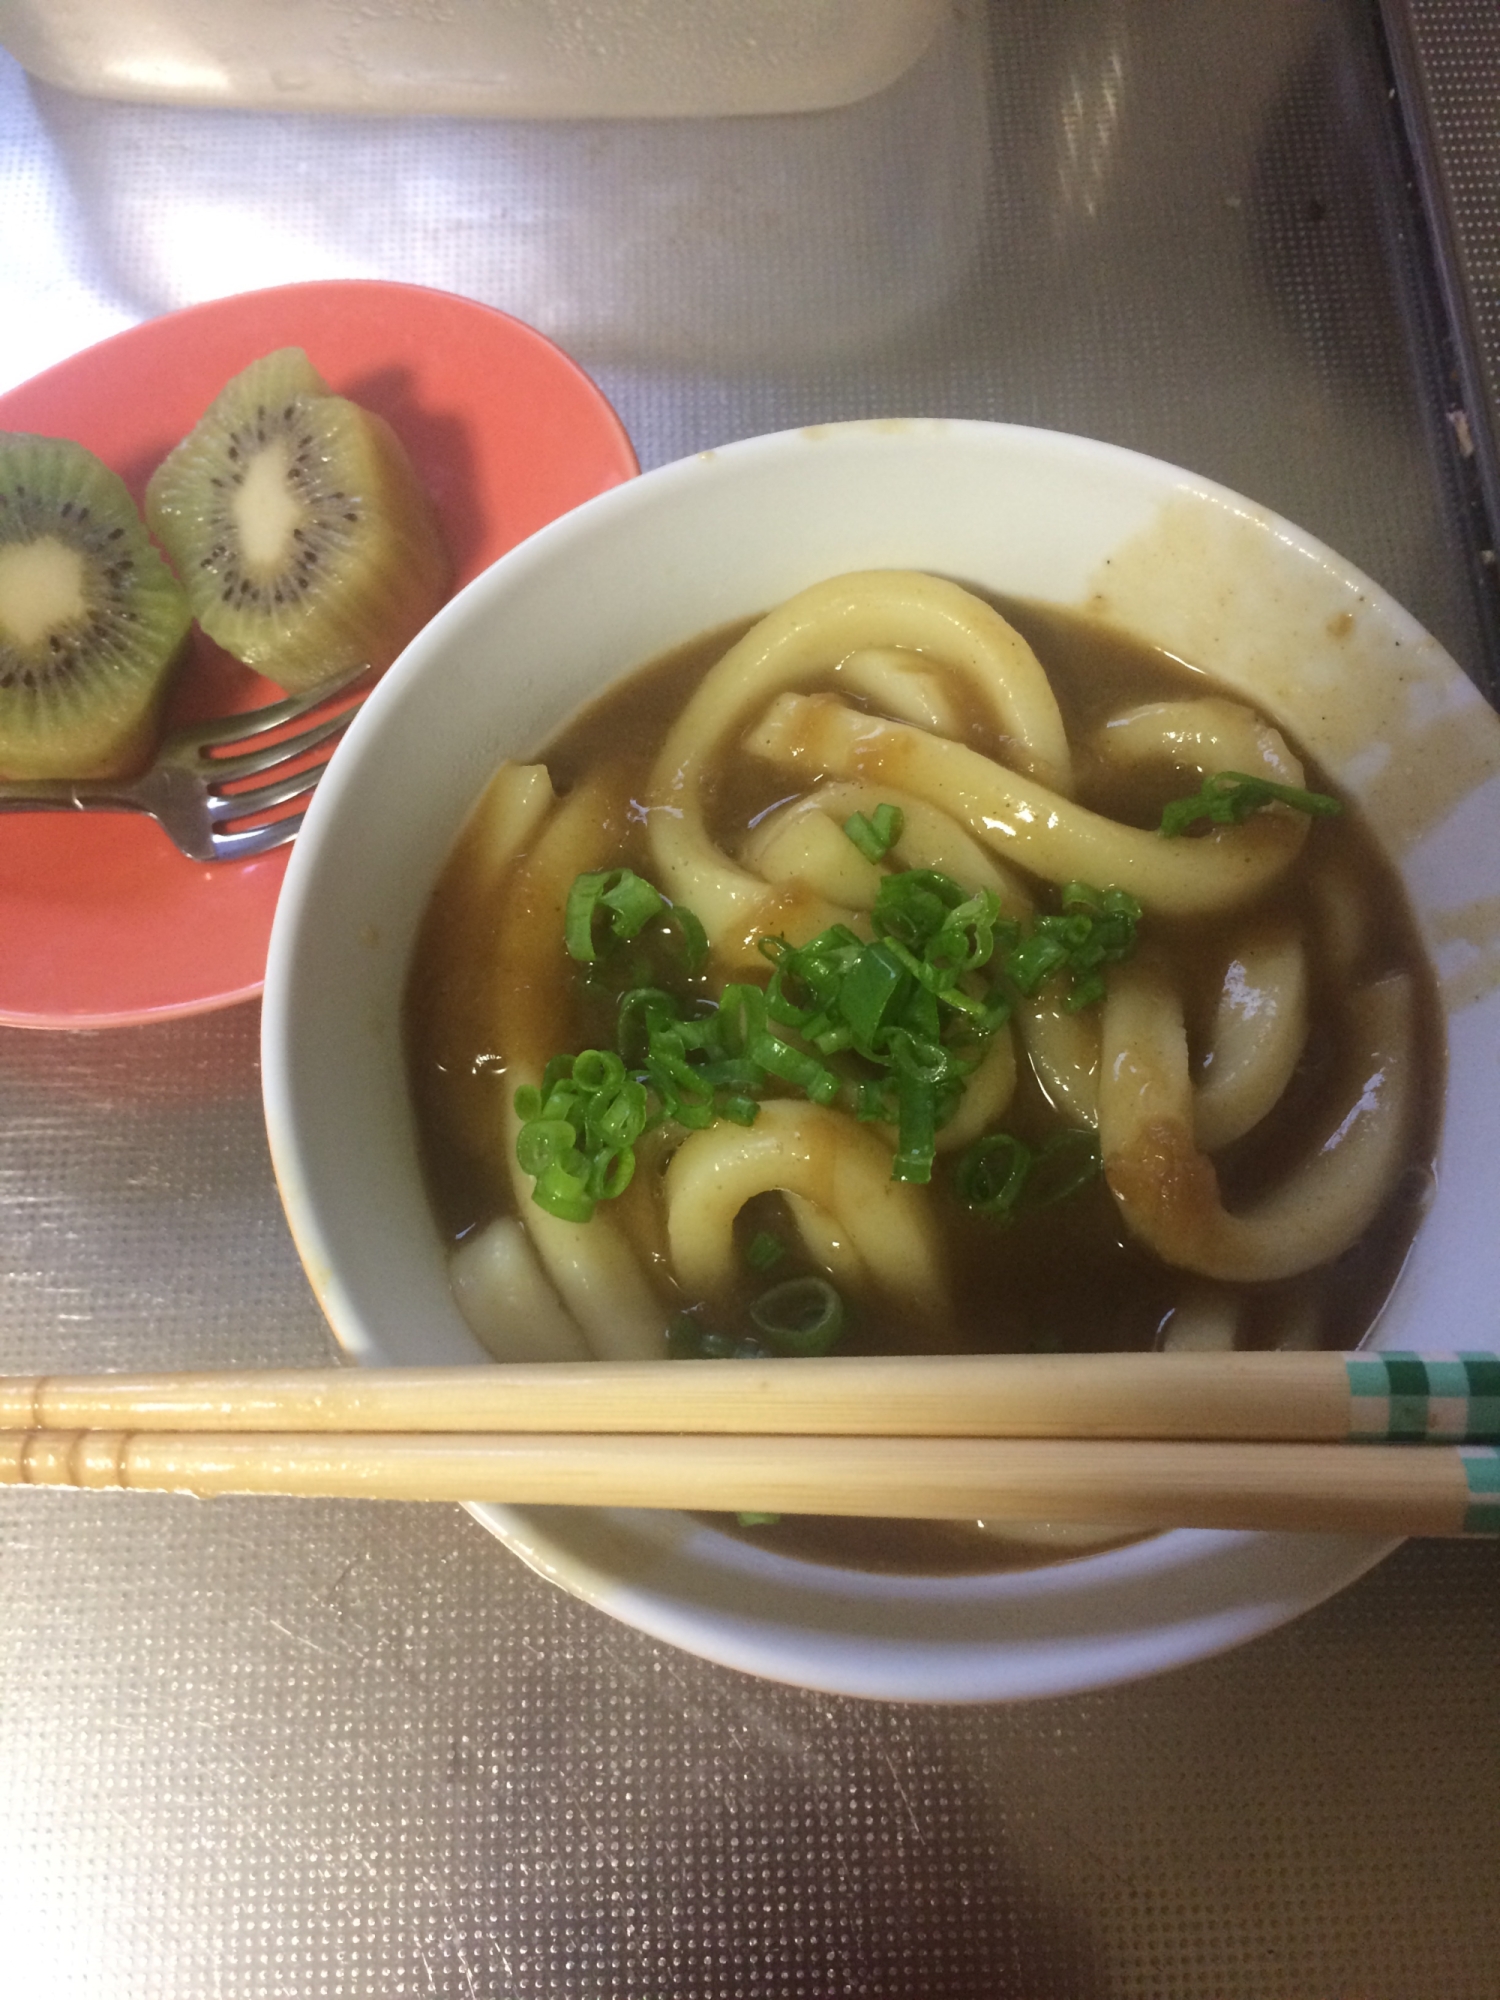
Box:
[0,537,87,648]
[233,442,305,573]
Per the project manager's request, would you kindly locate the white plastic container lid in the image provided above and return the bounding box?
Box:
[0,0,948,118]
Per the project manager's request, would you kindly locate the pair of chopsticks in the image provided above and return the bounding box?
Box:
[1,1351,1497,1537]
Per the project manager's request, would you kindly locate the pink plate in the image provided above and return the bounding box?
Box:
[0,279,637,1029]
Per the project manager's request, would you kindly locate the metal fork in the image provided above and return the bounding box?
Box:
[0,667,372,863]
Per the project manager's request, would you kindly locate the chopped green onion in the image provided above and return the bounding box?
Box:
[746,1230,785,1273]
[530,1159,596,1223]
[890,1068,940,1184]
[843,801,905,862]
[698,1328,761,1360]
[666,902,710,974]
[514,1118,582,1178]
[1067,970,1108,1011]
[954,1126,1103,1219]
[601,869,667,936]
[836,942,907,1044]
[589,1146,636,1201]
[954,1132,1033,1216]
[564,868,667,960]
[514,1048,653,1223]
[666,1313,704,1359]
[749,1277,847,1356]
[572,1048,626,1095]
[666,1312,772,1361]
[999,927,1071,995]
[586,1077,649,1152]
[1000,882,1140,1010]
[748,1030,839,1104]
[716,981,768,1052]
[1021,1128,1103,1209]
[537,861,1139,1212]
[735,1512,782,1528]
[870,868,965,951]
[1159,770,1343,838]
[884,1023,964,1086]
[616,986,682,1060]
[855,1076,897,1122]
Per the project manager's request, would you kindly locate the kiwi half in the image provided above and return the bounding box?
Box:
[0,434,192,781]
[146,348,452,693]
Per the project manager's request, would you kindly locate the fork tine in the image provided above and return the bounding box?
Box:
[207,754,338,824]
[202,702,359,782]
[172,666,372,752]
[209,810,308,863]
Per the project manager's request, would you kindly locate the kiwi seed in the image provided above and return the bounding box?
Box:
[0,434,192,781]
[145,348,452,694]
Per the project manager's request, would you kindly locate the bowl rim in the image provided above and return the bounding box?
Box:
[262,416,1500,1702]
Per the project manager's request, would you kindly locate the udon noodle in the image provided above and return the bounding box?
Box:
[406,572,1440,1572]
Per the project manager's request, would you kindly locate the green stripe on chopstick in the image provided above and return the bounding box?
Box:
[1460,1448,1500,1534]
[1346,1353,1500,1443]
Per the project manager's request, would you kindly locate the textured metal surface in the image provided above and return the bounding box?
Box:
[1382,1,1500,550]
[3,2,1500,1994]
[1379,0,1500,688]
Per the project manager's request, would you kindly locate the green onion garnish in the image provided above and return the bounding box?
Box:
[954,1128,1102,1219]
[666,1313,703,1359]
[843,801,905,863]
[667,902,711,974]
[746,1231,785,1273]
[999,881,1141,1012]
[525,864,1140,1213]
[1022,1128,1104,1209]
[749,1276,847,1356]
[666,1312,770,1361]
[513,1049,651,1223]
[1159,770,1342,838]
[563,865,709,975]
[565,867,665,960]
[953,1132,1033,1216]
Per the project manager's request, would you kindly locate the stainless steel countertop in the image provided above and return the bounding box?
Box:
[3,3,1498,1994]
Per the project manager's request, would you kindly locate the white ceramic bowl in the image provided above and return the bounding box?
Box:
[261,420,1500,1703]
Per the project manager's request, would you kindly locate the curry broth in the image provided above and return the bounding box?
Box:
[405,595,1443,1574]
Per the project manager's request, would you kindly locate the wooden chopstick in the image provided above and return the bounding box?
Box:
[0,1350,1496,1443]
[2,1427,1497,1536]
[0,1353,1496,1535]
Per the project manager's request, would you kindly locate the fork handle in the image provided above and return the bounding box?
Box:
[0,779,144,813]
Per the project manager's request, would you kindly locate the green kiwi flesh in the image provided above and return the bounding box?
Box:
[145,348,452,694]
[0,434,192,781]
